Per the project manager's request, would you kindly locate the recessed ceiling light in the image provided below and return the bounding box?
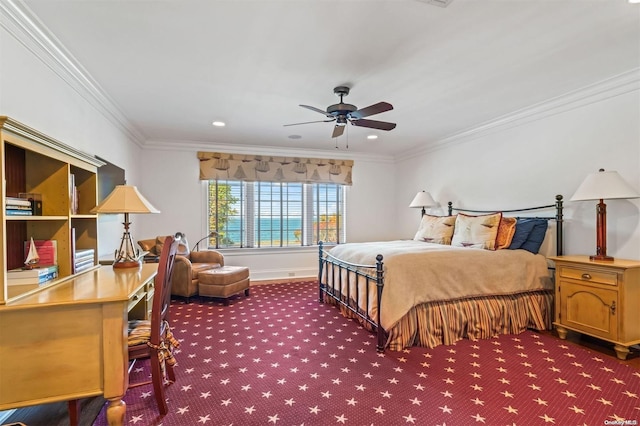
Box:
[367,135,378,140]
[288,134,302,139]
[212,121,226,127]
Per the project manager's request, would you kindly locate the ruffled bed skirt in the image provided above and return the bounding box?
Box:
[328,290,554,351]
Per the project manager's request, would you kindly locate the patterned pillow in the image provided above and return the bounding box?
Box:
[495,216,517,249]
[451,212,502,250]
[413,214,457,245]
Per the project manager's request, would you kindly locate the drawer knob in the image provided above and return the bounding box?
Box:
[581,273,592,280]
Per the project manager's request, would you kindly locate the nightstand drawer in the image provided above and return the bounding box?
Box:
[558,266,617,286]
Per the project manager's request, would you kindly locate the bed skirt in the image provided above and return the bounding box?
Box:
[327,290,554,351]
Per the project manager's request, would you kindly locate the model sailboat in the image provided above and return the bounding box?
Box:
[23,237,40,269]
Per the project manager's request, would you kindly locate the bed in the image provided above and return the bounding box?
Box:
[318,195,564,352]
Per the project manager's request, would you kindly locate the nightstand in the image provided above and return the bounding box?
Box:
[549,256,640,360]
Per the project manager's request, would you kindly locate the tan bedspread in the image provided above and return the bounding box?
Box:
[326,240,553,331]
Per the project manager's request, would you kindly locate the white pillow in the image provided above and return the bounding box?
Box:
[451,213,502,250]
[413,214,457,245]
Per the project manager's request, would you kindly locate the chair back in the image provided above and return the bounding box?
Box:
[150,234,180,345]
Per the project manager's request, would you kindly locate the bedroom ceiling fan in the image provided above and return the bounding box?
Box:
[284,86,396,139]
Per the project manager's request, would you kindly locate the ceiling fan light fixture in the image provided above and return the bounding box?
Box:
[284,87,396,140]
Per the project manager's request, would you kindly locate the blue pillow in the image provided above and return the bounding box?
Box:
[508,218,548,254]
[519,220,548,254]
[508,219,537,249]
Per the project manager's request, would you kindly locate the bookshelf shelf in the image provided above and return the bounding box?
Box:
[1,117,105,304]
[70,214,98,219]
[5,215,69,221]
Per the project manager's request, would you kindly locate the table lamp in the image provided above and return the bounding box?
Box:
[571,169,639,261]
[409,190,436,216]
[91,185,160,268]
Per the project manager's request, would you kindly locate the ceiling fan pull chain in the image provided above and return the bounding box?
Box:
[346,124,349,149]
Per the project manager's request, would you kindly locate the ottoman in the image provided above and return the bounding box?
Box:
[198,266,250,305]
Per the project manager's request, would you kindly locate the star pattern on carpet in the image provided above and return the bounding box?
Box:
[94,280,640,425]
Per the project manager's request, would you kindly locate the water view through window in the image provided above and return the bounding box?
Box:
[208,180,346,248]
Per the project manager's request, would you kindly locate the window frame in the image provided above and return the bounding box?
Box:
[204,180,347,249]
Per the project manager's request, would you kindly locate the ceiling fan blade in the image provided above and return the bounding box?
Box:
[300,104,333,118]
[351,118,396,131]
[350,102,393,119]
[284,118,335,127]
[332,125,345,139]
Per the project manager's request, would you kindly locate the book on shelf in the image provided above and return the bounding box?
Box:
[73,248,95,273]
[8,265,58,277]
[7,265,58,286]
[74,248,95,259]
[23,240,57,266]
[69,174,78,214]
[74,261,95,273]
[6,209,33,216]
[17,193,43,215]
[74,257,95,269]
[5,197,32,207]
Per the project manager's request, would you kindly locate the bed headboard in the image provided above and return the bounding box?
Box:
[447,194,564,257]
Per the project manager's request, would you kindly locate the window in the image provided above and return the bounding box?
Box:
[207,180,346,248]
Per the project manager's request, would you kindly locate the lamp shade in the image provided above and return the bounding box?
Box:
[91,185,160,214]
[571,169,640,201]
[409,191,436,208]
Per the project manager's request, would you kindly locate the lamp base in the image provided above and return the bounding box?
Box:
[589,254,614,262]
[113,259,142,269]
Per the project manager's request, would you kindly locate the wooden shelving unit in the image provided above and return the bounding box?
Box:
[1,116,105,304]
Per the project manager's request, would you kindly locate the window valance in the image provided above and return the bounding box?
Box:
[197,152,353,186]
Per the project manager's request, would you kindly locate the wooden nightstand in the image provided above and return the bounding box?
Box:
[549,256,640,360]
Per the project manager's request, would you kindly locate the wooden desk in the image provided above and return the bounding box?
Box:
[0,264,157,426]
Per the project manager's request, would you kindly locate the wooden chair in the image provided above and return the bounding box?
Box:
[67,234,181,424]
[126,234,180,414]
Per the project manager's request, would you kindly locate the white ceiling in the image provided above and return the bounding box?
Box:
[20,0,640,157]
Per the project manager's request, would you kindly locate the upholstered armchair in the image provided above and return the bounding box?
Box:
[138,236,224,298]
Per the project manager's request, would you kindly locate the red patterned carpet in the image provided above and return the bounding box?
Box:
[94,280,640,426]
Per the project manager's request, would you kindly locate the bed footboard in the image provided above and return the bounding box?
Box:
[318,242,386,352]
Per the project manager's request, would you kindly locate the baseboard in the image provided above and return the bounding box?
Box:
[248,268,316,282]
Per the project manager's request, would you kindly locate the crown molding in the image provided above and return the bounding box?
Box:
[144,139,396,164]
[0,0,146,146]
[395,68,640,163]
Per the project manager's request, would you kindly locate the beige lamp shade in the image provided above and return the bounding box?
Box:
[90,185,159,268]
[409,191,436,208]
[571,170,639,201]
[91,185,160,214]
[409,190,436,217]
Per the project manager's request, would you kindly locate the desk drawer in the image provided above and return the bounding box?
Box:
[128,286,146,312]
[558,266,618,286]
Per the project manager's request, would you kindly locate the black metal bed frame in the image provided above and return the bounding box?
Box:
[318,194,564,352]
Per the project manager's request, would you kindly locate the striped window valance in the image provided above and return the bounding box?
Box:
[197,152,353,186]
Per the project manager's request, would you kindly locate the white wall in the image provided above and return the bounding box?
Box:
[135,147,396,280]
[3,9,638,275]
[0,25,143,255]
[395,88,640,260]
